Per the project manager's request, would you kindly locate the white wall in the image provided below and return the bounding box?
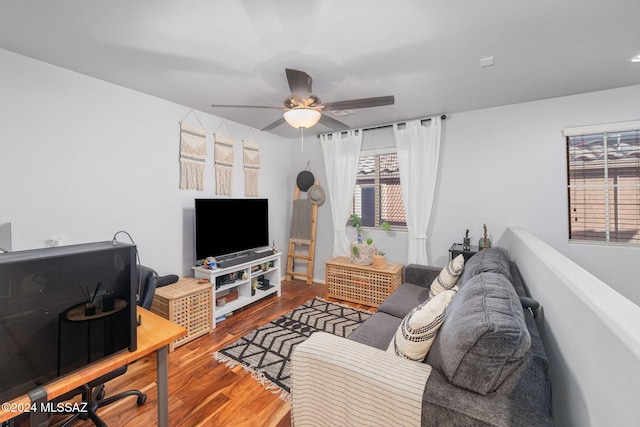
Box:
[506,226,640,426]
[3,46,639,305]
[0,49,294,277]
[295,85,640,305]
[435,87,640,305]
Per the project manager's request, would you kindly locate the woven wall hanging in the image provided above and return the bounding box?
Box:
[179,123,207,191]
[243,139,260,197]
[214,133,234,195]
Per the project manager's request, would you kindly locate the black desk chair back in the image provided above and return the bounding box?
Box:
[55,265,171,427]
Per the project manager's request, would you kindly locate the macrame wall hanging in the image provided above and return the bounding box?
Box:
[214,122,234,196]
[243,137,260,197]
[179,118,207,191]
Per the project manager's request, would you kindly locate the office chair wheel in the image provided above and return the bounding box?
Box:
[136,393,147,406]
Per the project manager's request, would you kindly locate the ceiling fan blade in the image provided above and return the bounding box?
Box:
[318,114,349,131]
[321,95,395,111]
[211,104,285,110]
[285,68,312,99]
[261,117,286,131]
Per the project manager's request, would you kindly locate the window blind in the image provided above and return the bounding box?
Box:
[566,126,640,245]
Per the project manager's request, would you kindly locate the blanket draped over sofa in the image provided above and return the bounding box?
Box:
[291,248,553,427]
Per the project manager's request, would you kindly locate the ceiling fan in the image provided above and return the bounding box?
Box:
[211,68,394,131]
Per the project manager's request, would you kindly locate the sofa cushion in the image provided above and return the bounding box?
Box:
[389,288,457,362]
[426,272,531,395]
[347,311,403,351]
[377,282,430,319]
[458,247,512,286]
[404,264,442,287]
[429,254,464,298]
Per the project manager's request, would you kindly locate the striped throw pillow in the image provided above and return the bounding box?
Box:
[389,288,458,362]
[429,254,465,298]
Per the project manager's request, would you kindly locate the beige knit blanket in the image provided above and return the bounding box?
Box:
[291,332,431,426]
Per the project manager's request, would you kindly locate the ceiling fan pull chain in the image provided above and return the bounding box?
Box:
[301,127,304,152]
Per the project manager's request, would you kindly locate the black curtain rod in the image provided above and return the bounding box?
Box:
[317,114,447,138]
[362,114,447,132]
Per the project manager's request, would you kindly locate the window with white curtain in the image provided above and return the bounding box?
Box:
[565,121,640,245]
[350,149,406,229]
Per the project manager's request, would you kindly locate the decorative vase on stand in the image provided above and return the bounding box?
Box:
[478,238,491,250]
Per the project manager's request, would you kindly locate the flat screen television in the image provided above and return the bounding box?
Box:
[194,198,269,262]
[0,242,137,403]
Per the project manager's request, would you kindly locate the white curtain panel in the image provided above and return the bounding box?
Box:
[394,117,442,265]
[320,130,363,257]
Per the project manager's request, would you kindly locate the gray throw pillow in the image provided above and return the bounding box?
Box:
[458,247,512,286]
[426,272,531,395]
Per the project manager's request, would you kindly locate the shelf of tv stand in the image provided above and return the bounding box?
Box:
[192,251,281,328]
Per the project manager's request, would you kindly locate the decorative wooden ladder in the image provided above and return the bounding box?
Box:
[286,181,318,285]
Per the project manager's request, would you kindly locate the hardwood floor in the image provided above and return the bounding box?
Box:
[36,280,368,427]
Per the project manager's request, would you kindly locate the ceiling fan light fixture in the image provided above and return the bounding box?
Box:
[283,108,321,129]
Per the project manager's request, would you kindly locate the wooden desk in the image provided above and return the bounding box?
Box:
[0,307,187,427]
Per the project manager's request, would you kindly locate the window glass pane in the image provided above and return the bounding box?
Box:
[381,183,404,225]
[351,152,406,228]
[568,186,607,241]
[360,186,376,227]
[567,129,640,245]
[379,153,405,226]
[568,134,605,181]
[353,155,374,220]
[357,155,376,179]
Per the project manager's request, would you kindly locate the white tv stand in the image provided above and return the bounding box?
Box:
[192,251,281,328]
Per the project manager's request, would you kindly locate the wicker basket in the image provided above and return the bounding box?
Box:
[349,242,375,265]
[150,277,212,351]
[372,254,387,269]
[326,257,403,307]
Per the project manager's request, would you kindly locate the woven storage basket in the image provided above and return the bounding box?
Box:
[150,277,212,351]
[326,257,403,307]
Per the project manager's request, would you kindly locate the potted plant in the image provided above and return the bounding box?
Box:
[372,248,387,269]
[349,214,391,265]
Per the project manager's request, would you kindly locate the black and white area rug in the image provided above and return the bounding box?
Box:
[213,298,372,398]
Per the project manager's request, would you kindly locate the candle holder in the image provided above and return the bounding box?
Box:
[84,302,96,316]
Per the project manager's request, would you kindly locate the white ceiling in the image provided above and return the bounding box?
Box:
[1,0,639,138]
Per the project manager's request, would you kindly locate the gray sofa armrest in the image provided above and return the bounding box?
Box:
[292,332,432,427]
[422,363,554,427]
[404,264,442,287]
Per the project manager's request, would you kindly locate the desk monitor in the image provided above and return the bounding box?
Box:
[0,242,137,403]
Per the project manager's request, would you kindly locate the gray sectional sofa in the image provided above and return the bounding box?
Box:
[291,248,553,426]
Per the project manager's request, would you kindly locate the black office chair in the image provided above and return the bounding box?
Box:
[55,265,171,427]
